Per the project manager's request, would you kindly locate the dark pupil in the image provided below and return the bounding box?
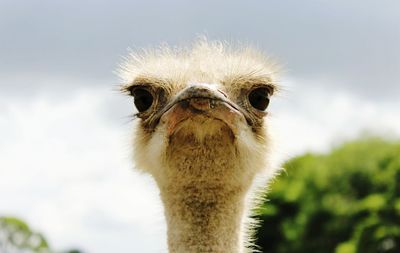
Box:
[248,88,270,111]
[131,88,153,112]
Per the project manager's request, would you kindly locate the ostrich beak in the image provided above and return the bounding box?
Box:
[159,84,247,136]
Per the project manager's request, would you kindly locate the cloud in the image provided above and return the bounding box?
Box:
[270,78,400,159]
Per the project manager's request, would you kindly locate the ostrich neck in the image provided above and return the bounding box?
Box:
[161,185,246,253]
[157,132,252,253]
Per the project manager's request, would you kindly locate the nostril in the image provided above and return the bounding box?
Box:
[197,88,210,93]
[193,87,209,92]
[189,98,211,111]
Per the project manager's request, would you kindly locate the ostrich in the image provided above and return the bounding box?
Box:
[119,39,281,253]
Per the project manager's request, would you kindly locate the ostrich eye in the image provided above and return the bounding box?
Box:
[248,87,270,111]
[130,87,154,112]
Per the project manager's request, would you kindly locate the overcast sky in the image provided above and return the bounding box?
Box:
[1,1,399,252]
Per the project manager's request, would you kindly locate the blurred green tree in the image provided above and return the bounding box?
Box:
[255,137,400,253]
[0,217,50,253]
[63,250,83,253]
[0,217,83,253]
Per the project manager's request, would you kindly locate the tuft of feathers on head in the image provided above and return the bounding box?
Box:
[117,37,281,94]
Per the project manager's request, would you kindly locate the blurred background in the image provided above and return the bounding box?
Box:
[0,1,399,252]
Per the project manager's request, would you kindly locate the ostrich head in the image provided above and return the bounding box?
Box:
[119,40,280,253]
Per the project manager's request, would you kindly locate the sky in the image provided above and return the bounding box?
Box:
[0,1,399,252]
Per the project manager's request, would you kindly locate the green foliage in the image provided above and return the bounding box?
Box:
[255,137,400,253]
[0,216,50,253]
[0,217,83,253]
[63,250,84,253]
